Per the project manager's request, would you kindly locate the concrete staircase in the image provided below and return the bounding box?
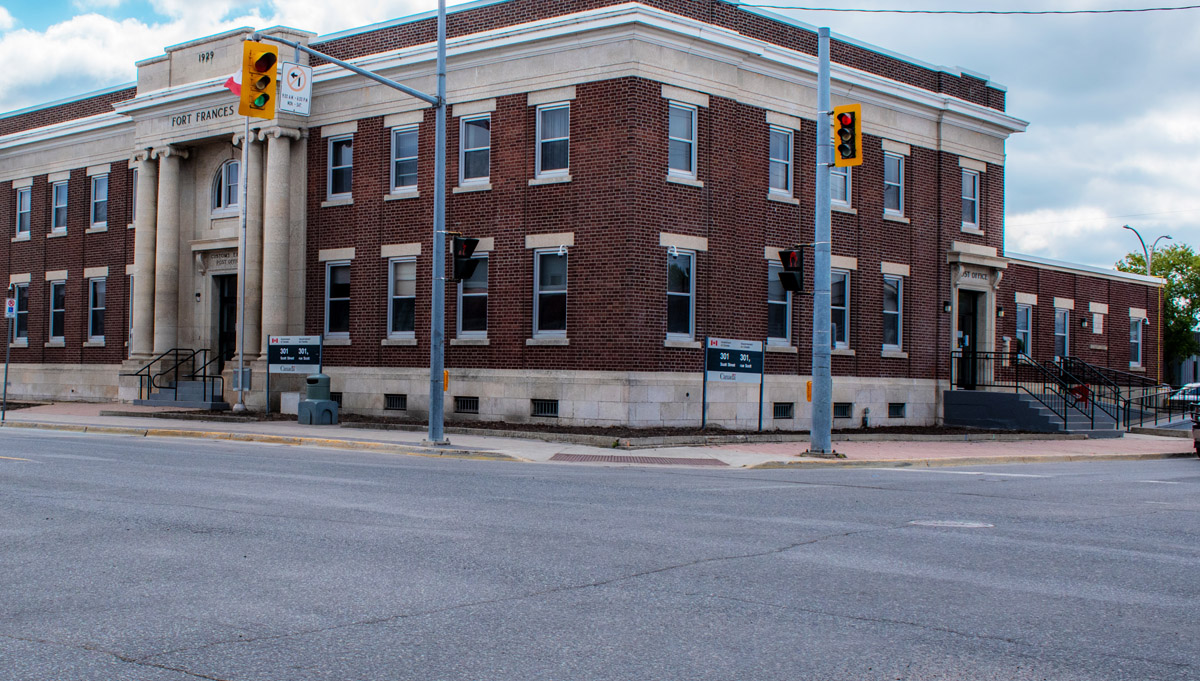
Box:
[133,380,229,411]
[944,390,1121,438]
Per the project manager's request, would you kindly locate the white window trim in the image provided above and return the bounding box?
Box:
[1130,316,1143,367]
[767,261,791,345]
[768,125,793,197]
[459,114,491,185]
[535,102,570,179]
[666,249,696,342]
[533,248,567,338]
[831,165,851,206]
[387,257,416,340]
[88,277,106,342]
[50,181,68,233]
[90,174,108,228]
[883,274,903,350]
[324,261,351,338]
[883,152,904,217]
[211,160,240,215]
[962,168,979,229]
[1015,303,1032,355]
[327,135,353,200]
[15,187,30,235]
[48,280,65,341]
[390,125,419,194]
[456,253,488,339]
[667,102,698,180]
[832,269,850,349]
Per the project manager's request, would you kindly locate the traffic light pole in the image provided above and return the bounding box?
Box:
[809,27,833,455]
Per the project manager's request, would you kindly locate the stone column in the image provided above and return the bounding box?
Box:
[235,131,264,362]
[259,127,301,356]
[130,150,159,359]
[152,146,187,355]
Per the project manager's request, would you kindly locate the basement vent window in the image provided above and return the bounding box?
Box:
[773,402,794,420]
[455,396,479,414]
[384,393,407,411]
[833,402,852,419]
[531,399,559,418]
[330,392,344,407]
[888,403,906,419]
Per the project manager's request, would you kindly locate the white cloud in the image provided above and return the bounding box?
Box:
[0,7,13,32]
[72,0,123,10]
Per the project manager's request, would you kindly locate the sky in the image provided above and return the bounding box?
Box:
[0,0,1197,270]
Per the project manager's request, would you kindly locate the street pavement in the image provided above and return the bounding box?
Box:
[0,427,1196,680]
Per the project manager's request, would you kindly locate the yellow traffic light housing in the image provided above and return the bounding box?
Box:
[832,103,862,168]
[239,40,278,119]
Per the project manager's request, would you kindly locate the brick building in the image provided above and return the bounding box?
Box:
[0,0,1163,428]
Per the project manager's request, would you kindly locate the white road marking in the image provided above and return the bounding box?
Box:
[1137,480,1181,485]
[865,468,1049,478]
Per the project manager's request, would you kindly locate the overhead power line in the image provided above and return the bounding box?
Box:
[729,2,1200,14]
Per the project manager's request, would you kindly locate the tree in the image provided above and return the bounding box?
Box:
[1116,244,1200,378]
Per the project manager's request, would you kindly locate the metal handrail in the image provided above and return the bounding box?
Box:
[1057,357,1122,427]
[1059,356,1184,430]
[951,350,1090,428]
[187,350,225,403]
[120,348,223,403]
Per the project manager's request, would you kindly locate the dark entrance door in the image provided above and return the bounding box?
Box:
[215,275,238,373]
[957,290,980,389]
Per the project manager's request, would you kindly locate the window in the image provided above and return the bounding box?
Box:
[88,278,106,341]
[1015,303,1032,354]
[883,152,903,216]
[833,402,852,419]
[388,258,415,338]
[773,402,794,420]
[883,275,903,349]
[460,115,490,183]
[536,104,569,177]
[531,399,559,418]
[211,160,239,212]
[325,263,350,336]
[533,250,567,336]
[51,182,68,232]
[831,269,849,348]
[15,187,30,235]
[48,281,65,341]
[458,254,488,338]
[391,126,418,191]
[666,250,694,340]
[327,136,353,198]
[668,102,697,178]
[831,165,851,205]
[767,262,791,344]
[1054,308,1070,358]
[13,283,27,340]
[1130,317,1143,366]
[91,175,108,227]
[962,169,979,228]
[888,403,907,419]
[768,126,792,195]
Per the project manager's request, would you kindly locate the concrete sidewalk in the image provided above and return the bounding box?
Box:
[0,402,1195,469]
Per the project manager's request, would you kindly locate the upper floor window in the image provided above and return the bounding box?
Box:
[831,166,851,206]
[327,136,353,198]
[1130,317,1143,367]
[91,175,108,227]
[767,262,791,344]
[533,250,567,336]
[13,283,27,340]
[391,126,419,192]
[883,275,903,349]
[536,103,569,177]
[768,126,792,195]
[211,160,239,213]
[832,269,849,348]
[1053,308,1070,358]
[1015,303,1032,355]
[962,169,979,228]
[667,102,697,179]
[51,181,68,232]
[388,258,416,338]
[458,254,488,338]
[883,152,903,216]
[49,281,65,341]
[88,278,106,342]
[666,250,695,341]
[15,187,30,236]
[325,262,351,337]
[460,115,491,184]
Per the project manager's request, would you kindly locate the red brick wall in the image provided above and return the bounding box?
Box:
[0,87,136,137]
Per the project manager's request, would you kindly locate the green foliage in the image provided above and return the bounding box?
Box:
[1116,244,1200,371]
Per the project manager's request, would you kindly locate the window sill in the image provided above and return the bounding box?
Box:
[86,225,110,234]
[831,347,856,356]
[384,190,419,201]
[91,223,108,231]
[210,210,238,220]
[767,193,799,206]
[46,231,67,239]
[664,339,701,349]
[11,234,30,243]
[527,337,568,346]
[83,340,105,348]
[832,203,857,215]
[9,340,27,348]
[44,340,65,348]
[766,343,797,354]
[883,213,910,225]
[127,223,135,230]
[321,197,353,208]
[882,349,908,359]
[453,182,491,194]
[451,338,490,346]
[1129,365,1146,373]
[666,175,704,188]
[381,337,416,346]
[960,226,984,236]
[1089,344,1108,351]
[529,174,571,186]
[323,337,351,346]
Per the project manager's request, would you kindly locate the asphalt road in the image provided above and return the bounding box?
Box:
[0,429,1197,681]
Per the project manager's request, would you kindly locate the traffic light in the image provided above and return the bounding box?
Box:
[832,103,862,168]
[451,236,480,282]
[239,40,278,119]
[777,247,805,293]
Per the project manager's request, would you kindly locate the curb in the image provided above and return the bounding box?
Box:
[750,451,1196,470]
[0,421,521,463]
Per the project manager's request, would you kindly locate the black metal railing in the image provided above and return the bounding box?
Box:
[121,348,223,403]
[951,350,1097,430]
[1059,356,1185,429]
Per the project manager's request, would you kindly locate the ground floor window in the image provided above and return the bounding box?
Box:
[388,258,415,338]
[1054,308,1069,358]
[1130,316,1143,366]
[666,250,694,341]
[1015,303,1031,354]
[831,270,849,348]
[534,251,567,336]
[13,283,27,340]
[325,262,351,337]
[767,262,790,344]
[49,281,65,341]
[458,255,488,337]
[88,278,106,341]
[882,275,902,349]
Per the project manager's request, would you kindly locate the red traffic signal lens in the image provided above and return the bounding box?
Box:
[837,112,854,126]
[252,52,277,72]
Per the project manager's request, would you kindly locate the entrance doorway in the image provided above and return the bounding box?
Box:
[214,275,238,373]
[956,289,981,389]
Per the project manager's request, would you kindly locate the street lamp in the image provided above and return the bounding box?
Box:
[1124,225,1170,385]
[1123,224,1171,276]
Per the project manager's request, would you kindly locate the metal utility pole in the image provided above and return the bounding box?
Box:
[809,27,833,454]
[233,115,250,412]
